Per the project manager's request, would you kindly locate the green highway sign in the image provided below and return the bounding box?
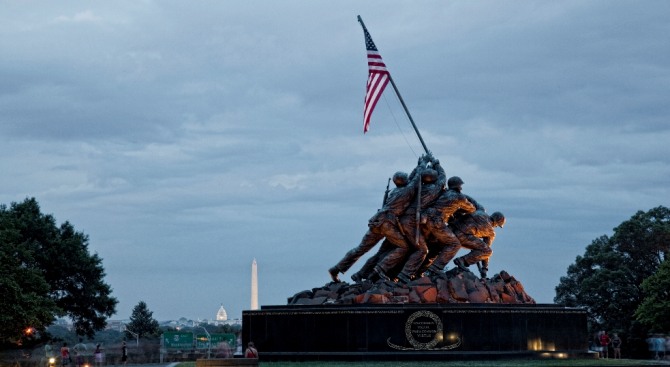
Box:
[195,333,236,349]
[163,332,193,349]
[195,334,209,349]
[212,333,236,347]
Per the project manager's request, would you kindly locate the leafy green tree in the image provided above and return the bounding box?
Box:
[635,258,670,332]
[555,206,670,356]
[0,214,57,344]
[92,328,125,345]
[46,324,76,345]
[0,198,117,341]
[215,323,241,335]
[126,301,160,338]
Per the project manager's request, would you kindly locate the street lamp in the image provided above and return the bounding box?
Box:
[125,328,139,347]
[199,326,211,359]
[23,327,39,342]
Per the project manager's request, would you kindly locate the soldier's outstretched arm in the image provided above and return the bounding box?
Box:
[407,165,424,186]
[459,195,477,215]
[434,161,446,188]
[408,158,424,181]
[464,194,485,212]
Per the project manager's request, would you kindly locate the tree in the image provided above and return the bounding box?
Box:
[555,206,670,356]
[215,323,241,335]
[554,235,633,329]
[0,198,117,341]
[0,215,57,345]
[635,258,670,332]
[126,301,160,339]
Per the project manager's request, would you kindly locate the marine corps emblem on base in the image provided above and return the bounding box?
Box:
[387,310,461,350]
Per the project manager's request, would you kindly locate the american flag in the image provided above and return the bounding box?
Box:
[361,24,390,133]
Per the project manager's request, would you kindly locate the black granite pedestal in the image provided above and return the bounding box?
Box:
[242,303,593,361]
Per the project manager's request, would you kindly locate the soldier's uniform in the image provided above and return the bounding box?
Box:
[421,187,477,273]
[381,161,446,283]
[451,210,505,278]
[329,164,423,281]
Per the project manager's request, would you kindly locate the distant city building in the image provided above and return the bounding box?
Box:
[221,319,242,327]
[105,320,126,332]
[216,304,228,321]
[212,305,242,326]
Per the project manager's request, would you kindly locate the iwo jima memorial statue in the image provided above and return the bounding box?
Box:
[242,16,591,361]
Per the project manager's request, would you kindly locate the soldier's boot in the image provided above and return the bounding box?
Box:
[396,272,412,285]
[454,257,469,272]
[479,267,488,279]
[350,271,363,283]
[372,266,390,283]
[328,266,341,283]
[424,264,445,278]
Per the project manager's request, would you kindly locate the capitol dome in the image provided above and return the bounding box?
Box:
[216,304,228,321]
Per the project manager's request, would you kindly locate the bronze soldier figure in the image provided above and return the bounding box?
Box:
[379,155,446,284]
[451,211,506,278]
[420,176,477,276]
[328,157,429,282]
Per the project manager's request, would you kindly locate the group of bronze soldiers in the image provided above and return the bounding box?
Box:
[329,153,505,284]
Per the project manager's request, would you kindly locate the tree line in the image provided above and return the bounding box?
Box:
[555,206,670,357]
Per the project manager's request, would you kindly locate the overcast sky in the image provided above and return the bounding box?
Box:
[2,1,669,322]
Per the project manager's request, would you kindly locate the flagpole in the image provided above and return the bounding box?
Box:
[357,15,430,155]
[387,75,430,155]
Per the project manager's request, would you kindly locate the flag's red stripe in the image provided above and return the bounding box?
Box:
[363,71,389,133]
[361,29,390,133]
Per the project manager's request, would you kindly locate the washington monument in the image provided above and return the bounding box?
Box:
[251,258,258,310]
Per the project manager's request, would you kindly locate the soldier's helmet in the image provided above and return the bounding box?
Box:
[392,171,409,187]
[447,176,464,190]
[421,169,438,183]
[490,212,506,228]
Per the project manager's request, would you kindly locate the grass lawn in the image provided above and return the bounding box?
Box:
[177,359,670,367]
